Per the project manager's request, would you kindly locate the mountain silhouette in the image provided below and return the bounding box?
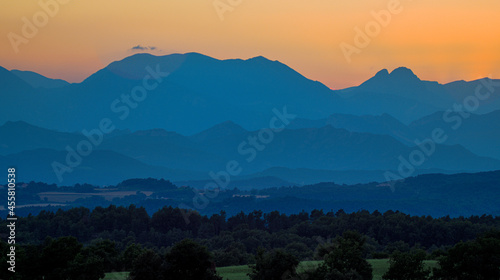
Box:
[2,120,500,185]
[11,70,70,89]
[2,53,500,186]
[0,148,206,185]
[2,53,500,133]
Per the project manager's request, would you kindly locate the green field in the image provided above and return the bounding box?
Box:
[103,259,438,280]
[103,272,129,280]
[215,259,438,280]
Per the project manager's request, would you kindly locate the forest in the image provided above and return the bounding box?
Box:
[1,204,499,279]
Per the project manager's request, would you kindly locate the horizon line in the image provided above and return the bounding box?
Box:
[4,52,497,90]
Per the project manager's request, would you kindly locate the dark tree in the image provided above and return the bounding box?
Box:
[248,248,300,280]
[66,252,105,280]
[120,243,144,271]
[129,249,164,280]
[15,244,44,280]
[432,233,500,280]
[383,250,430,280]
[86,239,119,272]
[316,231,373,280]
[164,239,221,280]
[40,236,83,280]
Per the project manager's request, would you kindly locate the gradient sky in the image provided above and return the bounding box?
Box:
[1,0,499,89]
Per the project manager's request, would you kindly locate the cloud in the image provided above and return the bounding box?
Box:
[130,45,158,51]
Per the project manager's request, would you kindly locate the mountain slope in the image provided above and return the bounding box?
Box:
[240,167,460,186]
[335,68,450,123]
[2,55,500,133]
[288,110,500,161]
[11,70,70,89]
[2,121,499,184]
[252,170,500,217]
[288,113,416,145]
[189,121,248,142]
[98,128,228,171]
[2,53,343,134]
[0,149,206,185]
[335,67,500,123]
[409,110,500,159]
[191,125,500,173]
[0,66,39,124]
[0,121,84,155]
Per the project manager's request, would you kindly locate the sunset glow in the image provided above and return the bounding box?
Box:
[1,0,499,88]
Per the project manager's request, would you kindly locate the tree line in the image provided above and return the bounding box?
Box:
[1,205,499,279]
[1,230,499,279]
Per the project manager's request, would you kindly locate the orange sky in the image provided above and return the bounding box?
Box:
[1,0,499,89]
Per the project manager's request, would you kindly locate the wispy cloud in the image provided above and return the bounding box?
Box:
[130,45,158,51]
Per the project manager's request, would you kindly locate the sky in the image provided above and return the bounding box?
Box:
[1,0,499,89]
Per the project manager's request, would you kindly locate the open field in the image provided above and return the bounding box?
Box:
[38,191,153,203]
[216,259,438,280]
[103,272,129,279]
[104,259,438,280]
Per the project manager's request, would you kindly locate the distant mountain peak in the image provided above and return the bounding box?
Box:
[389,67,420,81]
[374,69,390,78]
[101,53,189,81]
[184,52,214,59]
[359,69,389,87]
[248,55,273,62]
[108,52,163,67]
[359,66,422,90]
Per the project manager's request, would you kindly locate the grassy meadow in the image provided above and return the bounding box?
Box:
[104,259,438,280]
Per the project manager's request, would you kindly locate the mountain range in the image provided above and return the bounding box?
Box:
[1,53,500,186]
[288,110,500,159]
[2,53,500,134]
[0,119,499,186]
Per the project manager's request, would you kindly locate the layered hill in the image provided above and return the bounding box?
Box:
[1,121,499,185]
